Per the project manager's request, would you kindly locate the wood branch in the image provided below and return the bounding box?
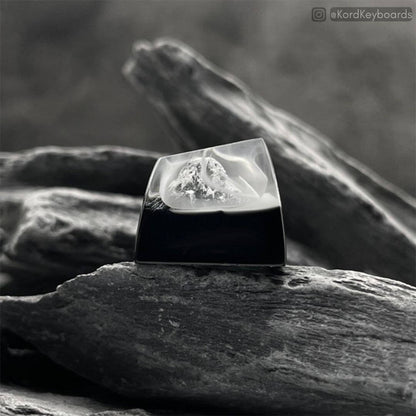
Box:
[0,146,161,196]
[0,187,325,295]
[123,38,416,285]
[1,262,415,415]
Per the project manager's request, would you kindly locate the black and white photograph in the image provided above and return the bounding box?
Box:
[0,0,415,415]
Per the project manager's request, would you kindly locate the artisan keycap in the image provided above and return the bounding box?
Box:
[135,138,286,266]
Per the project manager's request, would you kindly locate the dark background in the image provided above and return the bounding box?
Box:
[1,0,415,195]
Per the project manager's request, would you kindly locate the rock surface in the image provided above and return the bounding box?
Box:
[1,262,415,415]
[0,146,161,196]
[124,38,416,285]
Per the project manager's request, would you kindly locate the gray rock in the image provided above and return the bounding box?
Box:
[1,262,414,415]
[124,38,416,285]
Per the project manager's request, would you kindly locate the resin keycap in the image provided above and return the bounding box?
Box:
[135,138,286,266]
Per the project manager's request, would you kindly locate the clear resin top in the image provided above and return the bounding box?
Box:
[146,138,281,212]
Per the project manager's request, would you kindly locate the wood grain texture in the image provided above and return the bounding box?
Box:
[124,38,416,285]
[1,262,415,415]
[0,146,161,196]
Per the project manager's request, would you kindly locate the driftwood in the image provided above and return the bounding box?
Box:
[0,146,160,196]
[0,146,154,293]
[124,38,416,285]
[0,385,151,416]
[0,386,201,416]
[0,188,140,294]
[0,145,155,292]
[1,262,415,415]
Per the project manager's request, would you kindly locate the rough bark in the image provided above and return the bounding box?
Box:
[0,187,325,295]
[0,146,161,196]
[124,38,416,285]
[0,188,141,293]
[1,262,414,415]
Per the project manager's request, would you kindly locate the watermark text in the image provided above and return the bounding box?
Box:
[312,7,413,22]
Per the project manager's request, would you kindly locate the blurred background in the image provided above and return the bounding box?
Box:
[1,0,415,195]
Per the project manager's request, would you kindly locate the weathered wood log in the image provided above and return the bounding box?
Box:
[0,385,152,416]
[124,38,416,285]
[0,146,161,196]
[0,188,140,293]
[1,262,414,415]
[0,187,325,294]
